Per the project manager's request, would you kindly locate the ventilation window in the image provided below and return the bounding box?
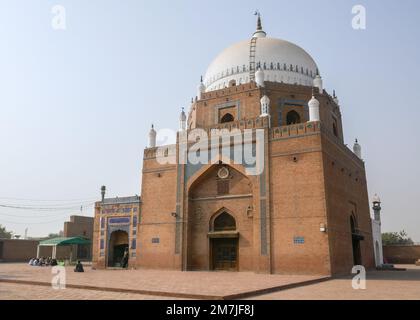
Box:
[214,212,236,231]
[286,110,301,125]
[220,113,234,123]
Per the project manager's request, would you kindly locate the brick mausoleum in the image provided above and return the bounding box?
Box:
[93,15,375,275]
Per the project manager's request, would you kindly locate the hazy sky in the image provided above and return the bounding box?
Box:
[0,0,419,240]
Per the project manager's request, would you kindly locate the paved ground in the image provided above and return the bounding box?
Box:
[250,265,420,300]
[0,263,326,299]
[0,263,419,300]
[0,282,179,300]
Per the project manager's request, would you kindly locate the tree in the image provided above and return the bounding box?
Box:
[0,224,13,239]
[382,230,414,245]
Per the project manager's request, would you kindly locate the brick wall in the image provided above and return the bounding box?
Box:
[383,245,420,264]
[0,239,39,262]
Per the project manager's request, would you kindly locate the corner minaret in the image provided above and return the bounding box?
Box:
[313,70,323,94]
[372,194,382,222]
[308,88,320,122]
[179,107,186,131]
[353,139,362,159]
[148,124,156,148]
[197,76,205,99]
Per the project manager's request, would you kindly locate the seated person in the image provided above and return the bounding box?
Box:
[50,259,58,266]
[28,258,34,266]
[74,260,84,273]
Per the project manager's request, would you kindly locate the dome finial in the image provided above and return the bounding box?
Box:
[252,10,266,38]
[255,10,262,30]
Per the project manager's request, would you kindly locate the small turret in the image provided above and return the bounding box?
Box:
[260,95,270,117]
[148,124,157,148]
[197,76,205,100]
[308,88,320,122]
[179,107,186,131]
[313,70,323,94]
[353,139,362,159]
[255,67,265,87]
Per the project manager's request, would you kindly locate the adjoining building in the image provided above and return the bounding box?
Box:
[38,215,94,261]
[92,195,140,268]
[93,15,375,275]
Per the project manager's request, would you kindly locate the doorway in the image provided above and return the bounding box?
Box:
[350,215,362,266]
[211,238,238,271]
[108,230,128,267]
[210,211,238,271]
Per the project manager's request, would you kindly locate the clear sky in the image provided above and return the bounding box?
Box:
[0,0,419,240]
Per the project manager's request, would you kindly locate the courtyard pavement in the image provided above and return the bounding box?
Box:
[249,264,420,300]
[0,263,419,300]
[0,263,327,299]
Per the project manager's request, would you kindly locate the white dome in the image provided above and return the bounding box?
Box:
[204,36,319,92]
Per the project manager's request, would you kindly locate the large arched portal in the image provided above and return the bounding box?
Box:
[210,212,238,271]
[108,230,128,267]
[186,164,254,271]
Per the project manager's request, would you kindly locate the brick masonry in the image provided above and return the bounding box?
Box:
[93,81,375,275]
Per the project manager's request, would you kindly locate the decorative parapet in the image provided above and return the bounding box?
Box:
[144,144,177,160]
[203,116,269,133]
[270,121,321,140]
[200,82,259,100]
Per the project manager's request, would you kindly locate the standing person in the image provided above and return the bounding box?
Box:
[121,248,129,269]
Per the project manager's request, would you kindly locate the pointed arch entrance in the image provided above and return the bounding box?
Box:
[186,163,254,272]
[209,210,238,271]
[108,230,128,267]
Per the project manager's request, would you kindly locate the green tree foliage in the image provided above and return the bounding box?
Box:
[0,224,13,239]
[382,230,414,245]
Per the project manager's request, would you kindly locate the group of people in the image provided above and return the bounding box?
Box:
[28,257,60,266]
[28,257,84,272]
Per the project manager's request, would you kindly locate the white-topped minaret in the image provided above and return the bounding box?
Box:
[197,76,205,100]
[148,124,156,148]
[260,95,270,117]
[308,88,320,122]
[353,139,362,159]
[255,67,265,87]
[313,70,323,94]
[372,194,382,222]
[371,194,384,267]
[179,107,186,131]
